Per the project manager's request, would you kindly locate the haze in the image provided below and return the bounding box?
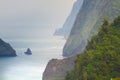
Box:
[0,0,76,39]
[0,0,75,25]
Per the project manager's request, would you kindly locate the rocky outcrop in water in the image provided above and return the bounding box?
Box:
[0,39,17,57]
[42,56,76,80]
[25,48,32,55]
[63,0,120,57]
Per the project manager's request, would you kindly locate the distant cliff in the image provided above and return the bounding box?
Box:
[0,39,17,57]
[54,0,83,39]
[42,56,76,80]
[63,0,120,57]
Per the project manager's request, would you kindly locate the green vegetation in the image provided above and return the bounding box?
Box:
[65,16,120,80]
[63,0,120,57]
[111,78,120,80]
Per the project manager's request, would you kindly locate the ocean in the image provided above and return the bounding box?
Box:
[0,26,65,80]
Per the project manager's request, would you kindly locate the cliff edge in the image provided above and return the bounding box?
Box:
[43,0,120,80]
[42,56,76,80]
[54,0,83,39]
[63,0,120,57]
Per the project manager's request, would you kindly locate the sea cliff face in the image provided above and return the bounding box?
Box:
[63,0,120,57]
[42,57,76,80]
[43,0,120,80]
[54,0,83,39]
[65,15,120,80]
[0,39,17,57]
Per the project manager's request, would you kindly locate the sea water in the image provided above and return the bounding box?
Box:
[0,26,65,80]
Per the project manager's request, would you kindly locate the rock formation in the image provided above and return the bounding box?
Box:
[42,56,76,80]
[43,0,120,80]
[25,48,32,55]
[63,0,120,57]
[0,39,17,57]
[54,0,83,39]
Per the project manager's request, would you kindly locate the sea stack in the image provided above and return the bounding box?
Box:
[25,48,32,55]
[0,39,17,57]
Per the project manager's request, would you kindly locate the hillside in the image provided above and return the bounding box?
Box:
[63,0,120,57]
[65,16,120,80]
[43,0,120,80]
[54,0,83,39]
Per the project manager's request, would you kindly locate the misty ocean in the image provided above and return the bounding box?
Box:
[0,26,65,80]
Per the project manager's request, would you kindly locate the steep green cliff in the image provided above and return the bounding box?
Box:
[65,16,120,80]
[0,39,16,57]
[43,0,120,80]
[63,0,120,57]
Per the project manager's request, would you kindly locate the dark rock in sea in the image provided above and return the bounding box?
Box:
[24,48,32,55]
[0,39,17,57]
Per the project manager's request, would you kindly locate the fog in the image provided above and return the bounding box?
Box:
[0,0,75,26]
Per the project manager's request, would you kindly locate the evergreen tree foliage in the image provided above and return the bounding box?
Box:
[65,15,120,80]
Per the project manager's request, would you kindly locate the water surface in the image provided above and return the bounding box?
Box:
[0,26,65,80]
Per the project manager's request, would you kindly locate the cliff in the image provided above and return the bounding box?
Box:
[42,56,76,80]
[63,0,120,57]
[65,15,120,80]
[54,0,83,39]
[0,39,17,57]
[43,0,120,80]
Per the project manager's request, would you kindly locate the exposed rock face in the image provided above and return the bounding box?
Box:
[0,39,17,57]
[25,48,32,55]
[43,0,120,80]
[63,0,120,57]
[54,0,83,39]
[42,56,76,80]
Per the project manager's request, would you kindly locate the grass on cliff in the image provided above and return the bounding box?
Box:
[65,15,120,80]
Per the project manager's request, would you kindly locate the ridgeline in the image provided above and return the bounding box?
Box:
[65,16,120,80]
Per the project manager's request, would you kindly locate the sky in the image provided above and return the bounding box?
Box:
[0,0,77,39]
[0,0,76,26]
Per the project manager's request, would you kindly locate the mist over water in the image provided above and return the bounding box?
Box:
[0,0,77,80]
[0,25,66,80]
